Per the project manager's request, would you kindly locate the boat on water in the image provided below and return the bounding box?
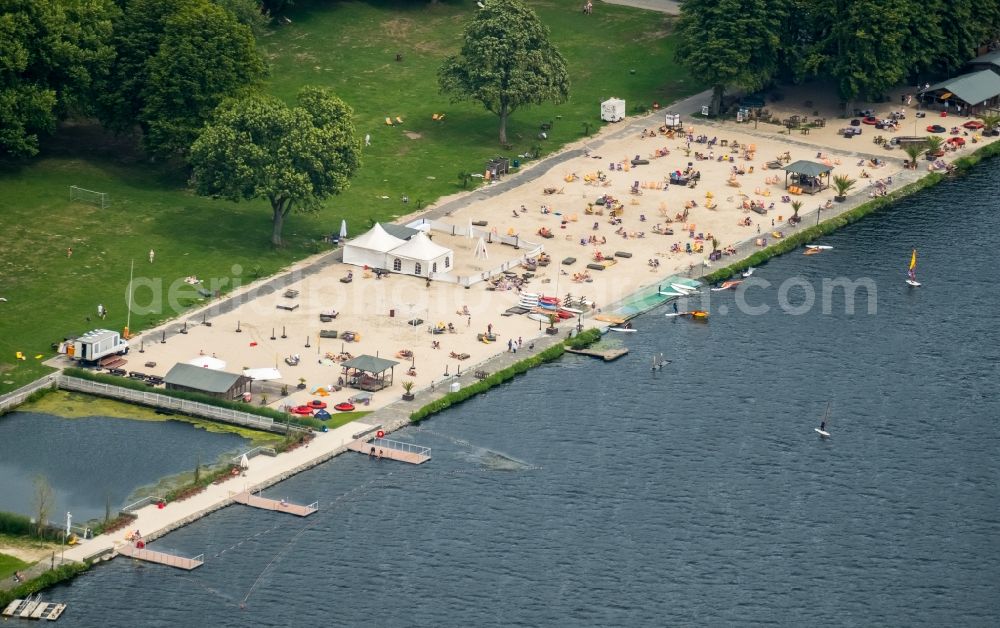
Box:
[711,280,742,291]
[609,323,636,333]
[906,249,921,287]
[804,244,832,256]
[814,402,832,438]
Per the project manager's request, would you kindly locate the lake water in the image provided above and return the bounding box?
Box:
[41,162,1000,625]
[0,414,249,522]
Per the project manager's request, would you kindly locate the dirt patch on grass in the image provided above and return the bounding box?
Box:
[403,131,423,140]
[0,538,60,564]
[381,18,413,39]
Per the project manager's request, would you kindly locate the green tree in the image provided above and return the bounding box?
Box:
[438,0,569,145]
[0,0,117,157]
[824,0,909,106]
[33,475,53,538]
[213,0,270,35]
[190,88,362,246]
[675,0,786,116]
[141,1,265,157]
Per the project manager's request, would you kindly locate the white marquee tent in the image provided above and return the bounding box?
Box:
[343,223,406,269]
[387,231,453,277]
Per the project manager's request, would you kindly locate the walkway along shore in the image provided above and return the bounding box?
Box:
[6,92,1000,586]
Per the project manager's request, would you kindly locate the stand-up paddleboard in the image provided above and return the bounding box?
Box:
[560,306,584,314]
[906,279,921,287]
[527,312,550,322]
[658,291,683,297]
[742,267,755,278]
[609,326,637,333]
[670,283,697,294]
[806,245,833,250]
[664,312,685,317]
[815,428,831,438]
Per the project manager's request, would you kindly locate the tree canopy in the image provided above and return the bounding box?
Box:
[674,0,786,115]
[0,0,117,157]
[99,0,266,158]
[438,0,569,145]
[677,0,1000,110]
[141,1,266,157]
[189,88,362,246]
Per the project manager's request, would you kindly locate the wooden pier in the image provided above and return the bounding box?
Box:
[347,437,431,464]
[231,491,318,517]
[2,597,67,621]
[117,543,204,570]
[565,347,629,361]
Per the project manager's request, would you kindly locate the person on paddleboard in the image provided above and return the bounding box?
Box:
[672,301,678,313]
[820,421,826,432]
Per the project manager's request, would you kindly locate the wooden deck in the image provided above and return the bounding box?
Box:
[117,543,204,570]
[347,437,431,464]
[565,347,629,361]
[2,599,67,621]
[231,491,318,517]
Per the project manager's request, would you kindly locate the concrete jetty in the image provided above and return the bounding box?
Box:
[565,347,630,361]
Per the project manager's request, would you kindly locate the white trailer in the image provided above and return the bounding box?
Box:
[70,329,129,362]
[601,97,626,122]
[664,112,682,128]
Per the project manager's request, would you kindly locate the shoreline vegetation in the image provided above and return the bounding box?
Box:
[702,140,1000,285]
[410,328,602,423]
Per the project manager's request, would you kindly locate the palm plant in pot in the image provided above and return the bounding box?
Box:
[297,377,307,390]
[832,174,856,202]
[401,381,415,401]
[924,135,945,159]
[546,314,559,335]
[903,144,923,169]
[790,200,803,224]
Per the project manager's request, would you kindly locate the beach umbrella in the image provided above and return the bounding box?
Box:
[188,356,226,370]
[468,219,474,240]
[339,219,348,239]
[240,454,249,470]
[474,236,489,260]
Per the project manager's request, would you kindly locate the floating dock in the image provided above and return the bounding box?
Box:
[347,437,431,464]
[2,597,66,621]
[565,347,629,361]
[117,543,204,570]
[231,491,318,517]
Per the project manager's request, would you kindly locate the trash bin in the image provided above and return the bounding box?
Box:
[513,159,520,168]
[389,309,395,317]
[449,382,461,393]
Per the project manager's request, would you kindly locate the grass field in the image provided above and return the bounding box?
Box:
[0,0,697,394]
[0,553,29,581]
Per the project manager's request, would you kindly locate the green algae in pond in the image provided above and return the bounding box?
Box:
[18,391,281,447]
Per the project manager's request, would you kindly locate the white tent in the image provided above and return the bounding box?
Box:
[343,223,406,269]
[243,367,282,381]
[339,219,348,239]
[188,355,226,370]
[387,231,453,277]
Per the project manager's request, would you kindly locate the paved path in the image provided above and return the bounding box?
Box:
[601,0,680,14]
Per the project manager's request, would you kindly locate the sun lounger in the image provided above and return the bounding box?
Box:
[283,289,299,298]
[614,251,632,258]
[587,263,605,271]
[276,302,299,311]
[562,257,577,265]
[320,330,338,339]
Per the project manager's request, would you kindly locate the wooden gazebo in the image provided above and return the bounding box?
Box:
[341,354,399,391]
[784,160,832,195]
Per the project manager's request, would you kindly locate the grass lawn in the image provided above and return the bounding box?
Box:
[0,0,697,394]
[317,409,372,431]
[0,553,29,581]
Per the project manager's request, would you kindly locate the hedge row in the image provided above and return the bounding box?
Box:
[61,368,324,430]
[0,511,31,536]
[0,562,91,608]
[409,328,602,423]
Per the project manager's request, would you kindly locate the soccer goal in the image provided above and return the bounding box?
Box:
[70,186,109,209]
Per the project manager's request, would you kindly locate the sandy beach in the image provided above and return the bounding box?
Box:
[49,83,997,415]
